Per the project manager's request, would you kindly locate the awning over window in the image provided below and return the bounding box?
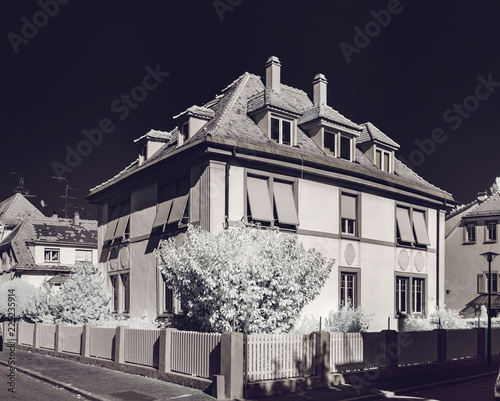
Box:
[273,181,299,225]
[247,176,273,222]
[168,178,190,225]
[153,184,174,230]
[114,202,130,239]
[396,207,415,243]
[103,204,121,242]
[341,194,357,220]
[413,210,430,245]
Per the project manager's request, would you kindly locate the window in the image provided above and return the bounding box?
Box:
[396,276,425,315]
[396,206,430,247]
[44,249,60,263]
[464,223,476,243]
[179,122,188,145]
[104,200,130,243]
[152,178,190,231]
[478,272,499,294]
[375,148,391,172]
[324,131,336,156]
[340,135,352,161]
[246,174,298,227]
[75,250,93,263]
[341,193,358,236]
[340,272,358,307]
[270,117,293,146]
[110,272,130,315]
[486,221,497,242]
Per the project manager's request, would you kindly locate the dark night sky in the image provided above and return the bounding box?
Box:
[2,1,500,218]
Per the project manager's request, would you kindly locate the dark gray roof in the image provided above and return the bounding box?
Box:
[89,71,453,201]
[358,122,400,149]
[0,193,44,226]
[466,193,500,217]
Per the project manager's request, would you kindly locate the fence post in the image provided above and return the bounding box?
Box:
[477,327,486,361]
[33,322,40,349]
[82,325,91,357]
[159,328,177,374]
[55,324,63,353]
[17,321,22,346]
[312,331,331,386]
[382,330,399,371]
[220,332,244,400]
[115,326,126,364]
[435,329,447,363]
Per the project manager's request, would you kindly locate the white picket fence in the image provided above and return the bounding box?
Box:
[171,331,221,379]
[246,333,316,382]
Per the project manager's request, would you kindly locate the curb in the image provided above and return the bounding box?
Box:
[0,359,109,401]
[339,369,498,401]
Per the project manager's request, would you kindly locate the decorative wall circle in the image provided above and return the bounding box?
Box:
[398,249,409,270]
[344,243,356,266]
[119,246,130,269]
[414,251,425,272]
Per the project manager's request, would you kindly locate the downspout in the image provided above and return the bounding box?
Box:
[436,201,445,308]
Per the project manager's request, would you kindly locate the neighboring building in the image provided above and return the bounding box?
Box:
[87,56,454,331]
[445,191,500,317]
[0,194,98,287]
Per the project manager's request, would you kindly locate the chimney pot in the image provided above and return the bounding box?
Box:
[265,56,281,94]
[313,73,328,105]
[73,211,80,226]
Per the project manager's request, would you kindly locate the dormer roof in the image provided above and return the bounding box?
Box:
[133,129,172,144]
[247,87,302,116]
[358,122,400,150]
[173,105,215,120]
[299,104,363,133]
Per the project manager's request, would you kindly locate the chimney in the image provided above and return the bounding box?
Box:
[73,211,80,226]
[52,211,58,219]
[265,56,281,94]
[313,73,328,105]
[477,191,488,202]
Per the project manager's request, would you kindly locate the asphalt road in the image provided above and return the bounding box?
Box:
[371,374,498,401]
[3,369,84,401]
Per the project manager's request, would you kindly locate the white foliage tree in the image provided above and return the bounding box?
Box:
[156,224,334,333]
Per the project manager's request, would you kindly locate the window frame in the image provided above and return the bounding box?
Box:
[464,222,477,244]
[339,268,360,308]
[323,130,337,157]
[485,220,498,243]
[375,147,391,173]
[245,170,299,229]
[75,249,93,264]
[44,248,60,263]
[395,204,430,248]
[269,115,295,146]
[395,274,427,316]
[339,134,353,161]
[340,190,360,239]
[109,271,130,316]
[478,271,499,294]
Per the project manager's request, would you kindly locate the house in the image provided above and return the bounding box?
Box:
[445,191,500,317]
[87,56,455,331]
[0,193,98,288]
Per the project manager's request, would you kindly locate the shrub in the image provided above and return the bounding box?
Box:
[404,307,468,331]
[325,299,372,333]
[0,279,38,320]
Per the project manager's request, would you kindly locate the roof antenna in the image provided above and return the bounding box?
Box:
[51,176,76,218]
[10,171,35,197]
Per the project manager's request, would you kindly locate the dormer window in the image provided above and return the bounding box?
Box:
[270,116,293,145]
[323,131,336,156]
[179,122,188,146]
[340,135,352,161]
[375,148,391,172]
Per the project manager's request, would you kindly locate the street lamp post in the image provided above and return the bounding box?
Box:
[481,251,499,364]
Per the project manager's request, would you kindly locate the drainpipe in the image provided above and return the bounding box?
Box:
[436,201,444,308]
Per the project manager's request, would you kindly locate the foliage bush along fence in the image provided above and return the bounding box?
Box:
[5,323,500,399]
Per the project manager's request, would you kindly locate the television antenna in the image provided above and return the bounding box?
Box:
[51,176,76,218]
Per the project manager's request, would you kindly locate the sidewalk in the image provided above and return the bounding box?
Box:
[1,348,499,400]
[0,349,215,401]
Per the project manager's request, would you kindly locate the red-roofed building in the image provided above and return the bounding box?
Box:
[0,194,97,288]
[88,57,455,330]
